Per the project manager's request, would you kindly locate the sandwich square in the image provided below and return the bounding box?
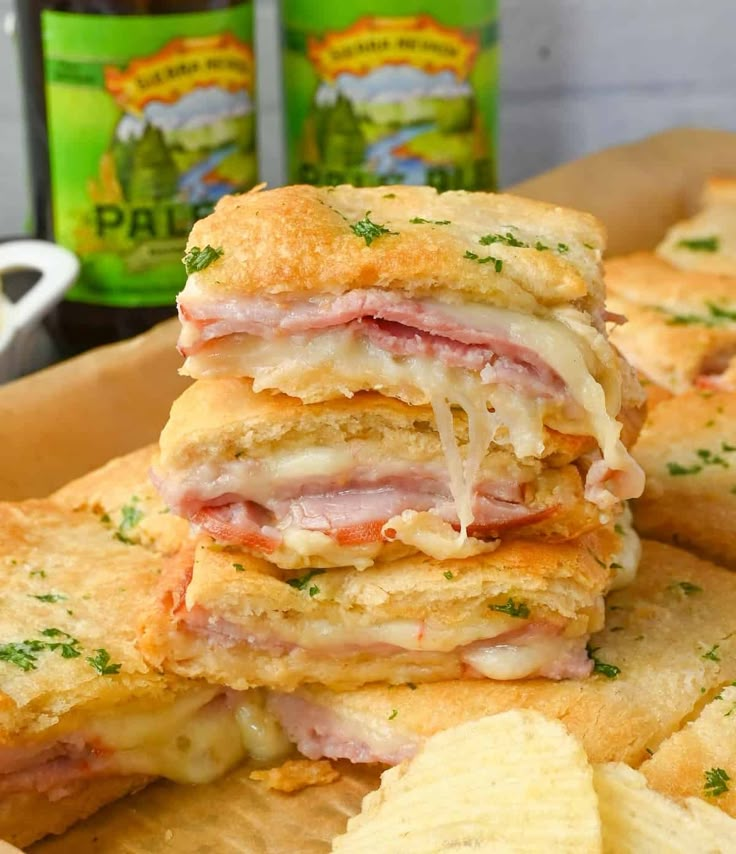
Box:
[0,500,287,848]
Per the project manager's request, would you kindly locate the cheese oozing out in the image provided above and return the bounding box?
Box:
[85,687,290,783]
[182,299,642,536]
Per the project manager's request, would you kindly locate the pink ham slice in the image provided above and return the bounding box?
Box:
[0,739,114,799]
[188,481,557,552]
[178,289,567,397]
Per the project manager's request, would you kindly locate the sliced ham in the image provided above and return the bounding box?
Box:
[267,691,420,765]
[184,476,556,551]
[178,606,588,680]
[178,289,566,396]
[0,739,113,799]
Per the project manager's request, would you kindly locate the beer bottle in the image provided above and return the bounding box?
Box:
[15,0,256,354]
[281,0,498,192]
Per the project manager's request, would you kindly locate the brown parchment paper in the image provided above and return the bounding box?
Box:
[0,127,733,852]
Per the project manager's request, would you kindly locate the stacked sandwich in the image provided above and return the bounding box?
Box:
[144,185,646,693]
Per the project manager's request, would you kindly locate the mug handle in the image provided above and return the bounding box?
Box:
[0,240,80,333]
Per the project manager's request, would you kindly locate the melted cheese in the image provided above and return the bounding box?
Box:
[461,635,583,680]
[607,504,641,591]
[183,300,641,522]
[87,688,289,784]
[383,510,499,561]
[216,612,555,655]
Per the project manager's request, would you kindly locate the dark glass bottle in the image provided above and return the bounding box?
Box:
[15,0,256,355]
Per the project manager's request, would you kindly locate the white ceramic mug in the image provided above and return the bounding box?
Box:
[0,240,80,383]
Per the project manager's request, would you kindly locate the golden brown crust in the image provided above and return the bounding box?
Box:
[52,446,189,557]
[249,758,340,793]
[0,775,151,848]
[183,185,606,312]
[285,541,736,766]
[641,685,736,818]
[157,377,595,473]
[632,389,736,570]
[657,178,736,276]
[606,253,736,393]
[0,500,193,746]
[138,526,619,691]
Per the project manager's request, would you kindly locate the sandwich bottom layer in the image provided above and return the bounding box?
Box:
[0,687,290,847]
[264,541,736,767]
[0,774,151,849]
[139,523,631,691]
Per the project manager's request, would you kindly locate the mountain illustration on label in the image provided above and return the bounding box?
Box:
[103,33,256,207]
[298,15,493,189]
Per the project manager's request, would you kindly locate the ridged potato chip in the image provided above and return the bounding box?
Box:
[594,763,736,853]
[332,710,601,853]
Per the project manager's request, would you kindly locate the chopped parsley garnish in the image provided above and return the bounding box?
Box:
[40,628,81,659]
[609,562,623,571]
[696,448,729,468]
[100,512,111,524]
[557,242,570,253]
[287,569,326,593]
[704,767,730,797]
[87,648,122,676]
[723,442,736,453]
[29,593,66,603]
[350,212,397,246]
[479,231,527,248]
[677,236,720,253]
[464,250,503,272]
[489,598,530,618]
[667,313,710,326]
[383,193,396,199]
[115,497,143,544]
[409,217,451,225]
[703,644,721,662]
[443,570,455,580]
[0,629,81,671]
[388,708,398,720]
[666,461,702,476]
[645,747,654,756]
[669,581,703,596]
[583,242,595,250]
[183,245,224,274]
[0,640,46,671]
[535,241,550,251]
[233,563,246,573]
[614,523,624,536]
[587,645,621,679]
[666,301,736,327]
[29,569,47,579]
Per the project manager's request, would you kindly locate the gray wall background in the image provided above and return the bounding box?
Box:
[1,0,735,237]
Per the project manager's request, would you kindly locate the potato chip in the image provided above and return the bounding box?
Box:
[594,762,736,853]
[332,710,601,853]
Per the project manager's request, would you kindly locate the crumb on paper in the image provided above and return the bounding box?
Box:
[249,758,340,793]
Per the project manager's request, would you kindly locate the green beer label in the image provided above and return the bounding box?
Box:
[42,6,255,307]
[283,1,498,191]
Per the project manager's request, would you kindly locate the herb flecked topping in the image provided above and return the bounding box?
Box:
[587,644,621,679]
[409,217,451,225]
[29,593,67,603]
[183,245,224,274]
[464,250,503,272]
[350,212,397,246]
[87,648,122,676]
[704,767,731,797]
[287,569,326,598]
[115,497,143,544]
[488,598,530,618]
[677,236,720,253]
[0,628,81,671]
